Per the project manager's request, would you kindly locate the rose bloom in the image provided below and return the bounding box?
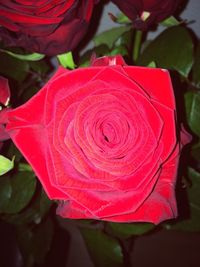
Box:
[111,0,181,29]
[0,0,98,55]
[1,55,181,223]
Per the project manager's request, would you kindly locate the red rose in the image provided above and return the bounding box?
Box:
[111,0,181,30]
[0,0,98,55]
[2,56,180,223]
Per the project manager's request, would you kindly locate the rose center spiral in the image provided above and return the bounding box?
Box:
[101,123,115,143]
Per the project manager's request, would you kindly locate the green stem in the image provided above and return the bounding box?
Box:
[133,30,143,62]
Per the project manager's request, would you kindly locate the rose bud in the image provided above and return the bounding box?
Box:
[2,56,184,223]
[111,0,182,30]
[0,0,98,56]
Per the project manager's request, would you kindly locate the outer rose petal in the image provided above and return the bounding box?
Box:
[5,55,184,224]
[57,144,179,223]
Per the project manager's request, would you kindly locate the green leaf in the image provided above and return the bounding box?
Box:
[138,26,194,77]
[29,60,50,75]
[57,52,76,69]
[191,141,200,161]
[188,168,200,205]
[80,228,123,267]
[0,52,29,81]
[120,30,132,48]
[3,171,36,213]
[6,143,23,163]
[16,218,54,265]
[110,45,128,56]
[19,163,32,172]
[107,222,154,239]
[0,155,14,176]
[165,168,200,231]
[0,178,12,212]
[16,226,34,266]
[110,12,131,24]
[1,49,45,61]
[32,218,54,264]
[39,190,52,219]
[192,42,200,88]
[2,188,52,225]
[94,26,131,49]
[184,91,200,137]
[147,61,156,68]
[160,16,181,27]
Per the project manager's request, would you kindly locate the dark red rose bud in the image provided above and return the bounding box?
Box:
[111,0,181,30]
[0,0,98,56]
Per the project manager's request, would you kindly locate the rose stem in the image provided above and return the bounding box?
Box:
[133,30,143,62]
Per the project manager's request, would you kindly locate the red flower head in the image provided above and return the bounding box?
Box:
[0,0,98,55]
[1,56,183,223]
